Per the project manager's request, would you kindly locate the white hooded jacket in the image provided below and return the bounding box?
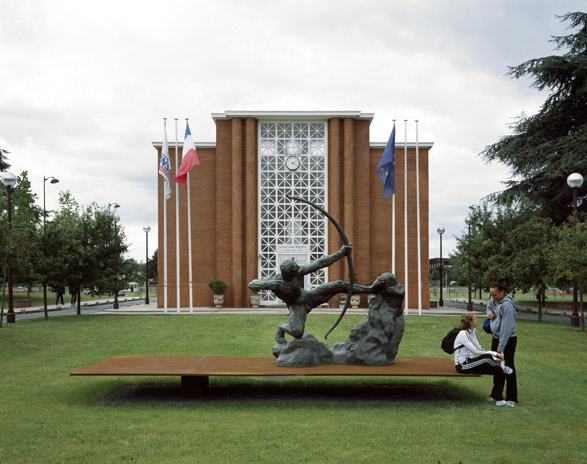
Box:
[453,328,499,365]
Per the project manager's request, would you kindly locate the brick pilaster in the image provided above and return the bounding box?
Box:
[244,118,258,306]
[328,118,342,307]
[231,118,244,307]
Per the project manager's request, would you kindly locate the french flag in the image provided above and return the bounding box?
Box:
[175,121,200,184]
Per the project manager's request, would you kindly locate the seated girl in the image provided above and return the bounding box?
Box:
[454,312,513,376]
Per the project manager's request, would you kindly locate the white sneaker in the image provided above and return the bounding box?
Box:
[496,400,507,407]
[502,366,514,375]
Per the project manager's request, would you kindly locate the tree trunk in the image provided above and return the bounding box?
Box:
[77,287,81,315]
[0,270,5,329]
[581,291,584,332]
[537,286,543,323]
[43,281,49,321]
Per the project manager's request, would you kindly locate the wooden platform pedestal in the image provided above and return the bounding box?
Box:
[71,355,479,398]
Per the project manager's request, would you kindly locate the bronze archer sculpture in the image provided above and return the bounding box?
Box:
[248,196,405,367]
[248,245,385,344]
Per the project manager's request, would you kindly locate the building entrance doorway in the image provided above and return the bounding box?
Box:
[258,121,329,305]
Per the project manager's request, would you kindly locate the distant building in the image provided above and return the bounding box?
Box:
[429,258,450,273]
[153,111,433,309]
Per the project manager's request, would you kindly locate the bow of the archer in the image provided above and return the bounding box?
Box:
[285,194,354,339]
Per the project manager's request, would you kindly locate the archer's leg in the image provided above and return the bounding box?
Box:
[305,281,347,309]
[275,307,307,343]
[275,324,287,344]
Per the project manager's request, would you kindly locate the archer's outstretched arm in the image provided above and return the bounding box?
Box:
[248,276,280,292]
[299,244,352,275]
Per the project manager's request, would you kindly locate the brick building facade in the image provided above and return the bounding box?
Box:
[154,111,433,309]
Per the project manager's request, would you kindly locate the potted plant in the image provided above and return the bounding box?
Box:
[350,295,361,309]
[208,280,228,308]
[249,291,261,308]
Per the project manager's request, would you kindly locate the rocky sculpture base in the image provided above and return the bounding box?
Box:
[273,273,405,367]
[273,334,333,367]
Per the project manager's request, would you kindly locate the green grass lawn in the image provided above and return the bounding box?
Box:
[0,313,585,463]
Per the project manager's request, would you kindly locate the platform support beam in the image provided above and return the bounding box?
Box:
[181,376,209,398]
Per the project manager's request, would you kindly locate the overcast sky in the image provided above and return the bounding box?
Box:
[1,0,584,264]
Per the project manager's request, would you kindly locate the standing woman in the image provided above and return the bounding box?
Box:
[486,278,518,407]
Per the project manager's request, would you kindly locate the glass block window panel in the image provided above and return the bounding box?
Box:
[258,121,328,304]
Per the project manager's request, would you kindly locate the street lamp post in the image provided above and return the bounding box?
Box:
[107,203,120,310]
[465,217,473,311]
[567,172,584,328]
[143,226,151,304]
[1,172,17,323]
[113,212,120,310]
[43,176,60,226]
[43,176,59,316]
[437,227,445,307]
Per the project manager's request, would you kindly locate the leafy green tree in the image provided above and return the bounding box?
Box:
[453,203,506,295]
[43,191,84,318]
[119,257,142,293]
[453,200,556,314]
[507,215,554,322]
[1,172,42,327]
[550,216,587,330]
[121,257,143,287]
[148,249,158,283]
[447,252,466,286]
[41,196,129,315]
[0,172,42,303]
[79,204,128,303]
[481,12,587,224]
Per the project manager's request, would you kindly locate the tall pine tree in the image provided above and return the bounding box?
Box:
[482,12,587,223]
[0,149,10,172]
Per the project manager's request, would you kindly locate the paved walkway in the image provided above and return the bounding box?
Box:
[443,297,571,318]
[99,297,572,319]
[5,296,571,319]
[4,296,145,315]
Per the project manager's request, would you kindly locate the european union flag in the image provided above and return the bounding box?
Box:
[377,124,396,198]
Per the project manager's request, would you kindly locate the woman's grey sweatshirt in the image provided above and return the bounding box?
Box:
[486,294,517,352]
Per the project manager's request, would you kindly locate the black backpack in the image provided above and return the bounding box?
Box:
[441,327,464,354]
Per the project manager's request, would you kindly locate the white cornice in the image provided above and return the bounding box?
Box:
[370,142,434,149]
[211,110,374,121]
[152,141,434,149]
[151,141,215,149]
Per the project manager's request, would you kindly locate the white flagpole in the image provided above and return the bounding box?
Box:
[392,119,396,274]
[404,119,409,316]
[163,118,168,315]
[186,118,194,314]
[175,118,180,315]
[415,120,422,316]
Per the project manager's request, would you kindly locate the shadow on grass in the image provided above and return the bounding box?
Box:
[66,375,489,406]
